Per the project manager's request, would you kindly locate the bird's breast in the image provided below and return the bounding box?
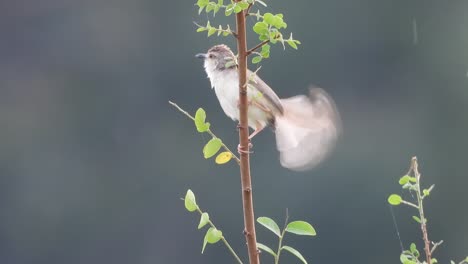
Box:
[210,70,272,129]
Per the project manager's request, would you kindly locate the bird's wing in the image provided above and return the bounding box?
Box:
[248,70,284,115]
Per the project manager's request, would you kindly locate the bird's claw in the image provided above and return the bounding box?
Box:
[237,143,253,154]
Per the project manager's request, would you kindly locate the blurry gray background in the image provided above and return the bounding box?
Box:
[1,0,467,263]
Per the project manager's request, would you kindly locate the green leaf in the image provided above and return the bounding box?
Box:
[410,243,420,257]
[233,4,242,13]
[205,2,214,12]
[412,215,421,223]
[205,227,222,243]
[257,242,277,257]
[287,40,298,49]
[225,4,233,16]
[238,1,249,10]
[423,189,430,196]
[198,212,210,229]
[257,217,281,237]
[196,0,209,8]
[196,27,207,32]
[285,221,316,236]
[184,189,198,212]
[263,13,275,25]
[252,56,262,64]
[432,258,438,263]
[282,245,308,264]
[253,22,268,35]
[203,138,222,158]
[388,194,402,205]
[194,108,210,132]
[217,0,223,5]
[207,27,217,37]
[409,176,417,183]
[399,175,411,185]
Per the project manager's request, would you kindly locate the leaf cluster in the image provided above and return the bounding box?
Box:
[195,0,301,64]
[194,108,234,164]
[256,216,316,264]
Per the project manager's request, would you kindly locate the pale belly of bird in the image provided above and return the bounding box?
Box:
[213,77,274,130]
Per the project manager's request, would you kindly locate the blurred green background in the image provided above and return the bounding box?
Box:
[1,0,467,263]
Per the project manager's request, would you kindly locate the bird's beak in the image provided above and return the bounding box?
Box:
[195,53,207,59]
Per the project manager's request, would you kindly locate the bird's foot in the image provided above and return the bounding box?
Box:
[237,142,253,154]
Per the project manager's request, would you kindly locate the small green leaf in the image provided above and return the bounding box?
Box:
[194,108,210,132]
[252,56,262,64]
[388,194,402,205]
[399,175,411,185]
[287,40,298,49]
[203,138,222,158]
[409,176,417,183]
[400,253,409,263]
[285,221,316,236]
[423,189,430,196]
[263,13,274,24]
[198,212,210,229]
[196,27,207,32]
[205,2,214,12]
[257,242,276,257]
[205,227,222,243]
[257,217,281,237]
[253,22,268,35]
[207,27,217,37]
[184,189,198,212]
[217,0,223,5]
[412,216,421,223]
[225,4,233,16]
[282,245,308,264]
[233,4,242,13]
[238,1,249,10]
[432,258,438,263]
[196,0,209,8]
[202,227,223,253]
[409,243,420,257]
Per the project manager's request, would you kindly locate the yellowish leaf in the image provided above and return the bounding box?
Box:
[215,152,232,164]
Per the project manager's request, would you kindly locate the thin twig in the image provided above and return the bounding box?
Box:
[401,200,419,209]
[430,240,443,254]
[246,40,270,56]
[169,101,240,164]
[245,3,253,17]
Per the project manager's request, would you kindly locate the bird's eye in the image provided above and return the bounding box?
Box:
[209,54,215,59]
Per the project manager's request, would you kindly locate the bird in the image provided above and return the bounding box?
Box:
[196,44,341,171]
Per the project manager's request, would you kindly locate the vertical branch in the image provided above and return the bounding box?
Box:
[411,157,432,264]
[235,2,259,264]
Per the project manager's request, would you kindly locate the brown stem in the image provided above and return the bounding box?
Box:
[411,157,432,264]
[235,2,259,264]
[246,40,270,56]
[245,3,253,17]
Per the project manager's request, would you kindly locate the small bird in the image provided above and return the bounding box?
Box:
[196,44,341,171]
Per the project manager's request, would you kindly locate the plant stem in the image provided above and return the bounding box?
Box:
[274,211,289,264]
[196,208,244,264]
[168,101,240,164]
[247,40,270,56]
[411,157,432,264]
[235,3,259,264]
